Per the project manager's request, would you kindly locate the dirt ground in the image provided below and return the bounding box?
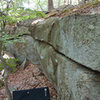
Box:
[0,63,57,100]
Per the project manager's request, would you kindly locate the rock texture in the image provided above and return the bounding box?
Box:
[5,36,39,64]
[5,14,100,100]
[30,15,100,72]
[30,15,100,100]
[33,39,100,100]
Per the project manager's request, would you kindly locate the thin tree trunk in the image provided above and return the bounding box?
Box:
[70,0,72,5]
[0,1,12,99]
[48,0,54,11]
[0,42,12,100]
[4,73,12,100]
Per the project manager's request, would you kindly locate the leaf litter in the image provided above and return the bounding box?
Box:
[0,63,57,100]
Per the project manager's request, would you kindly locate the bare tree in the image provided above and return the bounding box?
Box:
[48,0,54,11]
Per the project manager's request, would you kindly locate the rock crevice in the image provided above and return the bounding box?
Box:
[34,38,100,73]
[5,14,100,100]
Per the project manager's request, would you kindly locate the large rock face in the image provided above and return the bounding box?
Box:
[31,15,100,72]
[33,39,100,100]
[5,14,100,100]
[30,14,100,100]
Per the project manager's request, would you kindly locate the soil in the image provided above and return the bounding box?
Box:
[0,63,57,100]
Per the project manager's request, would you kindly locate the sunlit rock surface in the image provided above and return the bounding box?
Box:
[5,14,100,100]
[30,14,100,100]
[33,39,100,100]
[30,15,100,72]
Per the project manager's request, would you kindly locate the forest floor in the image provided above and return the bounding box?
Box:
[0,63,57,100]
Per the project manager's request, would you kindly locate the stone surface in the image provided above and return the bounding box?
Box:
[33,39,100,100]
[5,36,40,65]
[30,14,100,72]
[59,15,100,72]
[15,26,31,35]
[29,14,100,100]
[4,13,100,100]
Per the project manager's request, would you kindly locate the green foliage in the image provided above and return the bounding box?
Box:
[0,33,25,44]
[0,83,2,87]
[89,0,100,5]
[4,7,45,26]
[0,78,4,87]
[34,10,45,17]
[0,58,18,73]
[0,65,3,71]
[0,0,45,27]
[0,0,45,75]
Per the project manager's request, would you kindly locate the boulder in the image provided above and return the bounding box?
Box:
[59,15,100,72]
[5,36,40,65]
[30,15,100,72]
[15,26,31,35]
[4,13,100,100]
[29,14,100,100]
[33,39,100,100]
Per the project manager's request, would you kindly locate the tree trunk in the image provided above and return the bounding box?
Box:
[0,1,12,99]
[4,74,12,100]
[48,0,54,11]
[78,0,80,4]
[0,42,12,100]
[70,0,72,5]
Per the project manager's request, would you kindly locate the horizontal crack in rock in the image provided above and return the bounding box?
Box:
[35,38,100,73]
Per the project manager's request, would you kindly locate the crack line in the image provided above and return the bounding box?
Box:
[35,38,100,73]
